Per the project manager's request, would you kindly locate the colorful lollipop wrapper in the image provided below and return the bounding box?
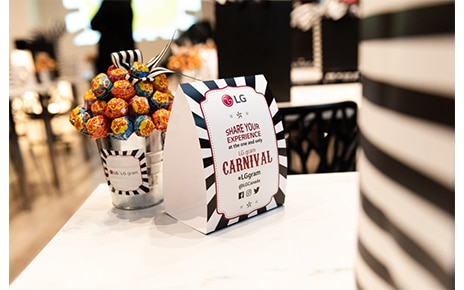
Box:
[110,116,134,140]
[134,115,156,137]
[149,90,170,110]
[152,108,170,131]
[152,73,169,92]
[130,61,149,79]
[111,79,136,101]
[129,96,150,116]
[104,97,129,119]
[107,65,128,83]
[168,93,174,111]
[134,81,154,97]
[86,115,110,139]
[69,105,92,134]
[91,73,113,101]
[83,89,97,110]
[90,99,107,116]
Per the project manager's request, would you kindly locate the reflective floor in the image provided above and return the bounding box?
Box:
[9,112,105,284]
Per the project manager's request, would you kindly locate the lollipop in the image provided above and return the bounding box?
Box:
[90,99,107,116]
[69,105,92,134]
[167,93,174,111]
[111,79,136,101]
[104,97,129,119]
[134,80,154,97]
[129,96,150,116]
[83,89,97,110]
[152,108,170,131]
[107,65,128,82]
[91,73,113,101]
[110,116,133,140]
[133,115,156,137]
[130,61,149,79]
[85,115,110,139]
[149,91,170,110]
[152,73,169,92]
[69,48,174,140]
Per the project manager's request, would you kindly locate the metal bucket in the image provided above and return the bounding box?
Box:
[95,130,164,209]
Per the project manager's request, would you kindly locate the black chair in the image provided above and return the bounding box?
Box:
[278,101,358,174]
[17,82,76,190]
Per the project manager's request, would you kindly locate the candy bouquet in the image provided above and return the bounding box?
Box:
[68,46,176,210]
[69,49,174,140]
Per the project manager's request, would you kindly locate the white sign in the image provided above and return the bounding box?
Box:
[163,75,287,234]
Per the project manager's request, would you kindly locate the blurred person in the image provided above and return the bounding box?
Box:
[91,0,135,74]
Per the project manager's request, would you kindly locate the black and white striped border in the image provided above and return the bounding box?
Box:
[99,149,150,196]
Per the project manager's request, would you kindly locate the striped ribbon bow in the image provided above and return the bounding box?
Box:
[111,35,175,85]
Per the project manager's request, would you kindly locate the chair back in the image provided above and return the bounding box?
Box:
[279,101,358,174]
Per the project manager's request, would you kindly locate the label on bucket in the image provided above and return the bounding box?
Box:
[100,149,150,195]
[106,155,142,190]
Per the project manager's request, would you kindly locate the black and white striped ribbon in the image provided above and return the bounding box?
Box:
[111,33,176,84]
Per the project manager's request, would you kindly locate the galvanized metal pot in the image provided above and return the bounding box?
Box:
[95,130,164,209]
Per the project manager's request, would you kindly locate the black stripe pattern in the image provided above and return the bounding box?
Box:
[110,34,175,85]
[360,134,454,215]
[360,191,454,288]
[362,76,454,127]
[356,1,455,289]
[361,3,454,40]
[99,149,149,196]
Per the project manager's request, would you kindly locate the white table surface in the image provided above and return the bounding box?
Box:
[10,172,360,290]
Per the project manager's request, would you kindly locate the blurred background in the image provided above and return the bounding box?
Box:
[9,0,362,285]
[8,0,457,289]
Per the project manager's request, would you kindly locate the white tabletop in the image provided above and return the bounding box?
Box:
[10,172,360,290]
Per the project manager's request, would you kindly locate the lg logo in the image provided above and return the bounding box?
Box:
[221,94,247,107]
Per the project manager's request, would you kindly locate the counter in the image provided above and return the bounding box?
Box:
[10,172,360,290]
